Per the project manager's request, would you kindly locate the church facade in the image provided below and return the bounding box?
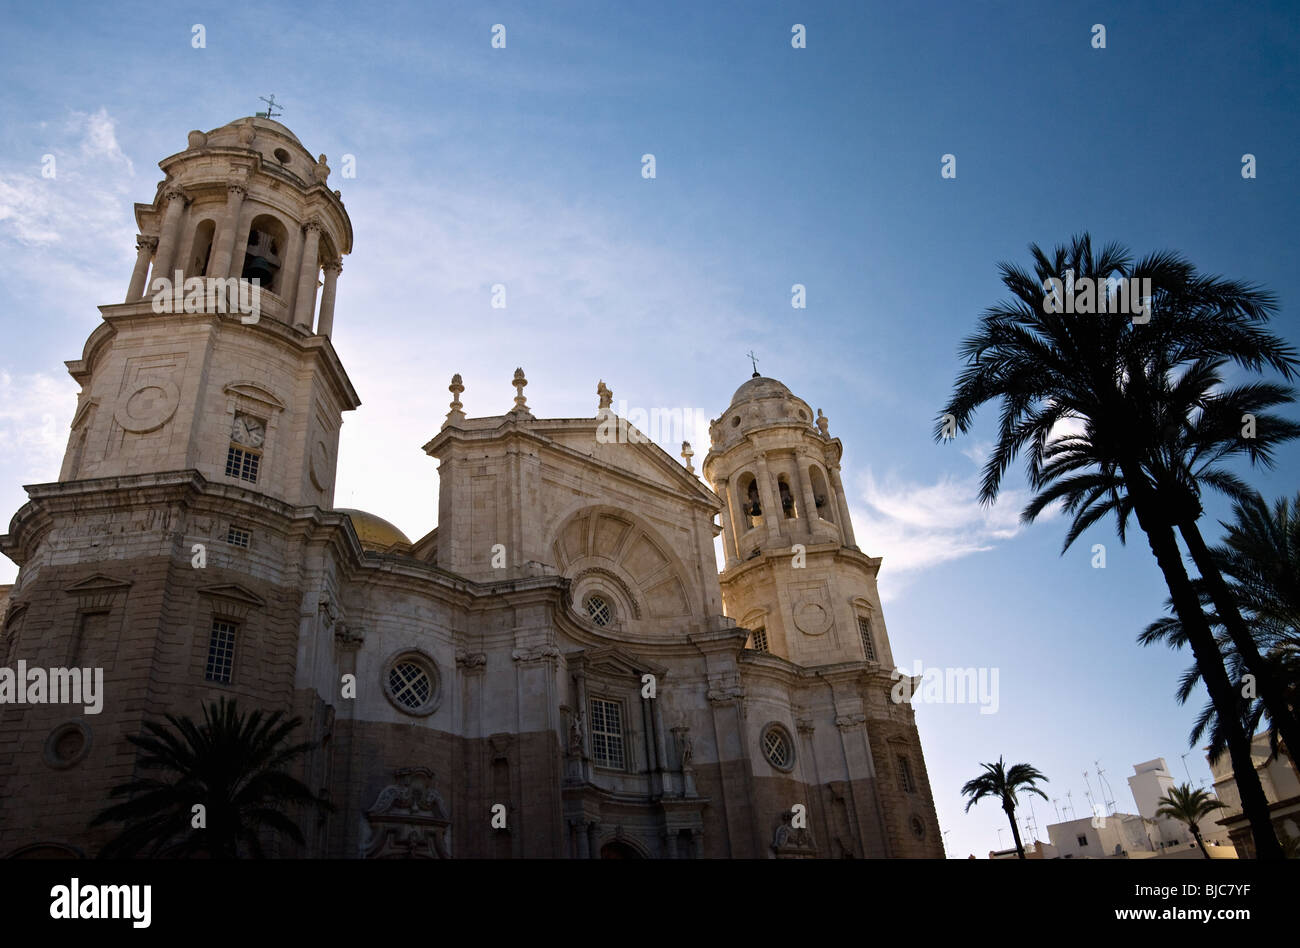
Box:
[0,117,943,858]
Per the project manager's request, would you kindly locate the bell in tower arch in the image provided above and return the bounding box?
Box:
[241,215,286,291]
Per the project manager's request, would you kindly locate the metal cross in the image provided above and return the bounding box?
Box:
[747,350,759,376]
[257,94,283,120]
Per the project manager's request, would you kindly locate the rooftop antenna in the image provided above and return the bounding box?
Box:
[1065,790,1075,820]
[1095,759,1117,814]
[256,94,283,120]
[1051,798,1062,822]
[746,350,760,378]
[1082,769,1097,809]
[1180,752,1194,784]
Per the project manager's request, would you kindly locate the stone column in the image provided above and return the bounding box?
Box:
[795,454,819,533]
[575,821,590,858]
[828,464,857,549]
[126,235,158,302]
[754,453,782,542]
[715,478,741,567]
[206,182,248,279]
[293,219,323,330]
[316,260,342,336]
[149,186,189,288]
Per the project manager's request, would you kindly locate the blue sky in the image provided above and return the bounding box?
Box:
[1,0,1297,858]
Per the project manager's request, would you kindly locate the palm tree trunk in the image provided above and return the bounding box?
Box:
[1005,805,1025,858]
[1179,520,1300,765]
[1126,484,1283,859]
[1192,826,1210,859]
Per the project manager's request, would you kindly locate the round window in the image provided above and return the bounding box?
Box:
[382,651,440,716]
[43,721,92,769]
[731,416,741,427]
[910,816,926,840]
[585,595,612,627]
[273,147,291,163]
[761,723,795,772]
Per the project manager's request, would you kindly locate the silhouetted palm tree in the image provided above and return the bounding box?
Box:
[961,757,1049,859]
[937,233,1296,858]
[1155,783,1228,858]
[1141,492,1300,765]
[90,697,330,858]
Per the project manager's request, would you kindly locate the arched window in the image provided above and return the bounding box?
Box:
[737,473,761,530]
[187,218,216,279]
[809,466,833,522]
[778,475,797,518]
[242,214,288,293]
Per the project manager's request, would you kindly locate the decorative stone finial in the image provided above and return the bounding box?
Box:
[238,118,256,145]
[597,379,613,413]
[314,153,330,183]
[443,373,466,428]
[681,441,695,474]
[187,130,207,149]
[816,409,829,436]
[510,367,530,415]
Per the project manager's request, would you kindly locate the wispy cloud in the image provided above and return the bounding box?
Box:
[850,461,1056,602]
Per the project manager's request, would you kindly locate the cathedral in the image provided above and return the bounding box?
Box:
[0,116,943,858]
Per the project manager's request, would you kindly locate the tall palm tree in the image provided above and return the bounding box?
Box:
[1155,783,1228,858]
[936,233,1297,858]
[961,756,1049,859]
[1140,372,1300,763]
[1140,492,1300,765]
[90,697,331,858]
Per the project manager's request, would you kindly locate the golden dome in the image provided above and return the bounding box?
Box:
[336,508,411,552]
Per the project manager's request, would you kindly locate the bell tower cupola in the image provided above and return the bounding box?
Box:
[59,116,360,507]
[703,374,892,669]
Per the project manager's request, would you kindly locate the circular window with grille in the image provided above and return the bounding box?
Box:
[761,723,795,772]
[382,651,440,717]
[585,595,613,627]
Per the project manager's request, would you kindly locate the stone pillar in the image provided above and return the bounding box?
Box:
[293,219,323,330]
[754,453,782,542]
[574,821,590,858]
[586,822,599,859]
[149,186,189,288]
[795,455,820,534]
[316,260,342,336]
[715,478,741,567]
[126,235,158,302]
[206,182,248,279]
[828,464,857,549]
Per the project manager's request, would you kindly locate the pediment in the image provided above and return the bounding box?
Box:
[576,645,667,680]
[63,574,133,595]
[542,419,718,506]
[197,583,266,608]
[223,380,286,413]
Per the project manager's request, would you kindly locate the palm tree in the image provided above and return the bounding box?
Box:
[936,233,1296,859]
[961,756,1049,858]
[1140,375,1300,764]
[1155,783,1227,858]
[90,697,331,858]
[1140,492,1300,767]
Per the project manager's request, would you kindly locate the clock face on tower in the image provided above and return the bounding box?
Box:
[231,413,266,447]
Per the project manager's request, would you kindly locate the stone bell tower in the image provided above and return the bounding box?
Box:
[62,116,359,506]
[703,374,896,670]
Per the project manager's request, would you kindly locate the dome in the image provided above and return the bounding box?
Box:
[729,375,793,406]
[336,509,411,551]
[210,115,302,144]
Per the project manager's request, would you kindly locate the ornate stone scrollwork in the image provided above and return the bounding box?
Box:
[772,811,817,858]
[361,767,451,858]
